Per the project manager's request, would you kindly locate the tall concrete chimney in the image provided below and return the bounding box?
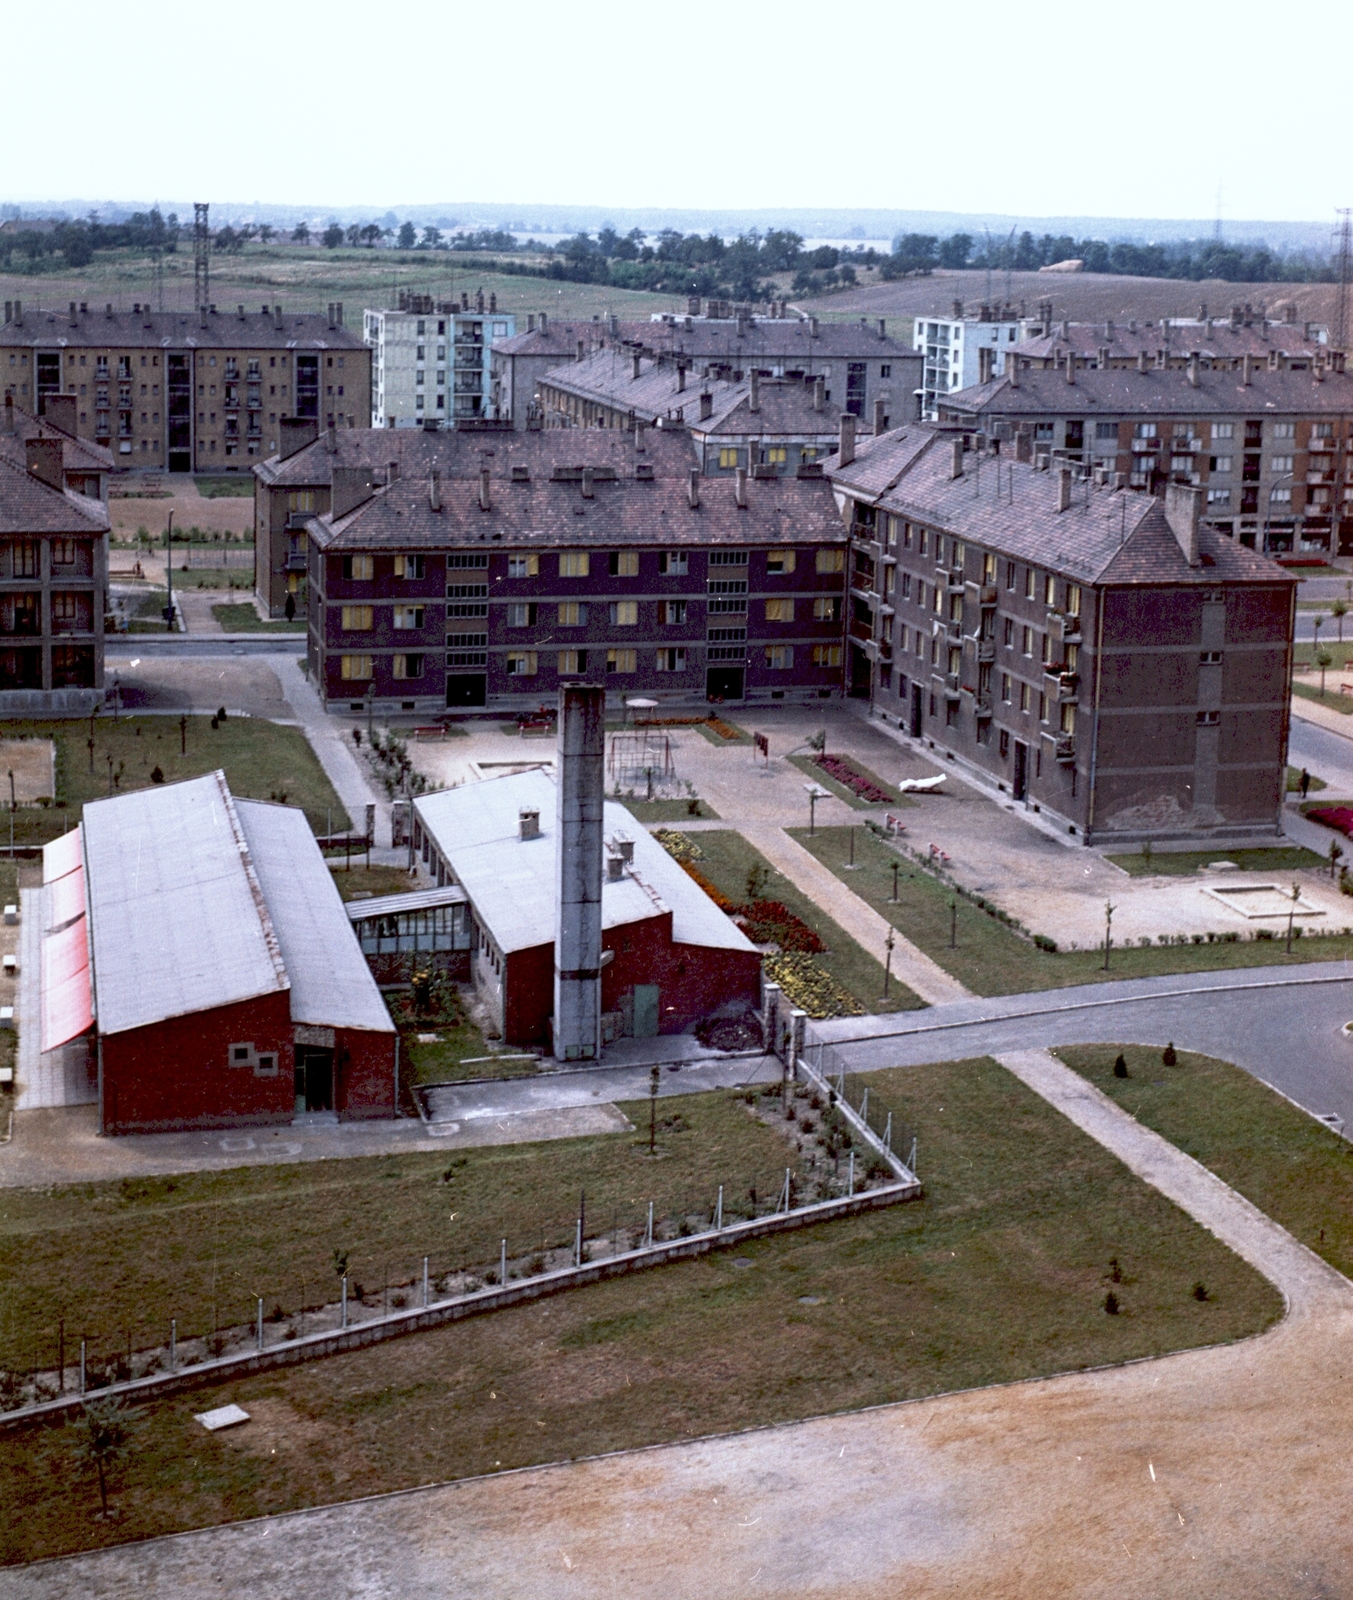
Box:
[699,390,713,421]
[1138,349,1148,373]
[749,369,760,412]
[873,398,886,435]
[838,413,856,467]
[813,376,825,412]
[554,685,606,1061]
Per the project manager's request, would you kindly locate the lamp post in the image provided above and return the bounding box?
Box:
[1286,883,1300,955]
[1263,472,1294,556]
[163,511,174,631]
[1102,899,1115,972]
[804,783,828,837]
[883,927,895,998]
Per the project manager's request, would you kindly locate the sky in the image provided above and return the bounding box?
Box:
[7,0,1350,227]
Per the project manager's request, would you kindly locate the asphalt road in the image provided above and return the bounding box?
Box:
[105,637,304,658]
[1289,715,1353,793]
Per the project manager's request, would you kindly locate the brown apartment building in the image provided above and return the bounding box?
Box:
[1,438,109,713]
[938,360,1353,555]
[828,426,1296,846]
[0,300,370,473]
[1013,304,1330,372]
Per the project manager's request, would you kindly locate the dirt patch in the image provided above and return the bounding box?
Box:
[0,739,55,804]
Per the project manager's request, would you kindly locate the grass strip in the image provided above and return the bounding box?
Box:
[0,1056,1281,1564]
[787,752,900,809]
[210,603,306,633]
[1105,845,1326,877]
[1293,682,1353,714]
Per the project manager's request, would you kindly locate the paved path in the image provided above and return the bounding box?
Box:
[271,656,390,848]
[15,1043,1353,1596]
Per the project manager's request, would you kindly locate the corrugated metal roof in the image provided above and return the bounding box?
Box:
[414,771,755,959]
[345,885,468,923]
[43,827,82,885]
[41,916,91,1053]
[83,772,289,1037]
[235,800,395,1035]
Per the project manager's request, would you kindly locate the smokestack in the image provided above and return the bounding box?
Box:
[632,350,641,379]
[688,468,700,508]
[429,469,441,511]
[735,467,748,508]
[838,413,856,467]
[539,311,548,332]
[274,304,283,330]
[1165,482,1202,567]
[554,685,606,1062]
[68,301,76,326]
[388,460,400,483]
[479,469,491,511]
[873,398,886,435]
[749,369,760,412]
[813,376,825,412]
[699,390,713,422]
[527,313,536,332]
[1056,468,1072,512]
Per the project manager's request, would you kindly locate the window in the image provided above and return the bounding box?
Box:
[341,605,373,631]
[393,554,425,579]
[609,551,639,577]
[392,654,425,679]
[1212,422,1234,441]
[659,551,688,575]
[765,645,794,669]
[1061,702,1077,734]
[508,554,539,578]
[1095,421,1118,440]
[609,600,638,626]
[340,654,372,680]
[661,600,687,624]
[1024,567,1035,599]
[1271,486,1292,504]
[1066,585,1081,617]
[1271,456,1294,474]
[393,605,425,630]
[766,447,787,466]
[343,554,374,581]
[1207,488,1231,506]
[559,551,589,577]
[229,1043,252,1067]
[558,602,588,626]
[507,603,537,627]
[52,539,76,566]
[812,643,843,668]
[766,550,796,574]
[880,364,891,378]
[1034,422,1055,442]
[1133,421,1158,439]
[1001,672,1012,702]
[815,549,845,574]
[709,550,748,566]
[557,650,588,674]
[506,651,538,676]
[813,596,841,622]
[1044,575,1056,606]
[656,647,686,672]
[718,448,741,469]
[1021,626,1033,656]
[1210,456,1233,474]
[765,598,794,622]
[1200,650,1223,664]
[1019,681,1030,712]
[606,648,637,673]
[900,573,911,600]
[1273,422,1295,441]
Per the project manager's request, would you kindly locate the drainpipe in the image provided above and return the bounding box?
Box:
[1084,586,1107,843]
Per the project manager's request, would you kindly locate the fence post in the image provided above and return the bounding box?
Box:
[646,1200,654,1248]
[781,1167,791,1213]
[848,1150,855,1196]
[884,1111,892,1151]
[341,1276,348,1330]
[423,1257,429,1308]
[860,1086,869,1125]
[257,1298,264,1352]
[501,1239,508,1287]
[716,1185,723,1230]
[574,1218,582,1267]
[80,1339,86,1396]
[787,1008,806,1083]
[170,1319,177,1374]
[908,1136,918,1176]
[762,981,782,1059]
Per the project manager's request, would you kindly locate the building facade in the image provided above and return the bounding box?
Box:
[0,299,370,472]
[299,428,849,713]
[364,296,515,428]
[914,302,1022,418]
[0,439,108,713]
[828,425,1296,845]
[937,361,1353,554]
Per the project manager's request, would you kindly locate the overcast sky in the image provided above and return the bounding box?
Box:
[8,0,1348,227]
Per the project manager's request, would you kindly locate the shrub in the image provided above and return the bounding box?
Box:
[1033,933,1057,952]
[1192,1282,1209,1301]
[149,766,164,784]
[1162,1042,1177,1066]
[1104,1291,1120,1315]
[812,753,893,803]
[1113,1054,1129,1079]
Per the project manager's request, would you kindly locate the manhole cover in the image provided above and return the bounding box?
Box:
[732,1257,753,1270]
[797,1295,823,1305]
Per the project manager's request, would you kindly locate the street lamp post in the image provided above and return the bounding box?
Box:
[883,927,895,998]
[1102,899,1115,972]
[164,511,174,632]
[1263,473,1294,556]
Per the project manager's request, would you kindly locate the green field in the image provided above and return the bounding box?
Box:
[0,1056,1280,1564]
[614,798,719,822]
[794,824,1353,994]
[194,477,255,498]
[211,603,305,633]
[0,717,348,844]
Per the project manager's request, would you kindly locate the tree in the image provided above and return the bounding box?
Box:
[292,221,310,244]
[258,223,274,244]
[397,220,417,249]
[421,225,442,249]
[938,232,972,269]
[345,224,361,248]
[322,223,345,250]
[1318,646,1333,697]
[360,223,382,249]
[75,1396,136,1518]
[1332,597,1348,642]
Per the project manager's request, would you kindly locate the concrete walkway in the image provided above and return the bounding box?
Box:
[271,656,390,848]
[16,1045,1353,1596]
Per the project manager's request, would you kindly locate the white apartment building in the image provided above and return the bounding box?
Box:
[914,304,1021,419]
[364,304,515,428]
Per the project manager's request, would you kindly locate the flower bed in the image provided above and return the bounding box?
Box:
[738,899,825,953]
[1307,805,1353,838]
[763,951,864,1019]
[653,828,704,862]
[705,717,744,741]
[813,754,893,804]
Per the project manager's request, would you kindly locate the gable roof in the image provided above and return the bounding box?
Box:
[940,364,1353,420]
[0,307,366,353]
[0,453,109,534]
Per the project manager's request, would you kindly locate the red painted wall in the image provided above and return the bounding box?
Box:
[335,1027,397,1121]
[504,941,555,1047]
[100,992,294,1135]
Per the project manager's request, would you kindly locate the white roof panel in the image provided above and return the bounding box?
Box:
[235,801,394,1035]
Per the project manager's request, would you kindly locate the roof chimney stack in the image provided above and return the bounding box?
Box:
[581,466,594,498]
[1165,481,1203,567]
[479,469,491,511]
[1188,355,1200,388]
[539,310,548,332]
[677,361,687,392]
[877,318,886,340]
[733,467,748,508]
[749,369,760,412]
[554,685,605,1062]
[1008,355,1020,389]
[978,346,993,385]
[813,376,825,412]
[26,436,64,490]
[1065,353,1076,385]
[839,413,856,468]
[699,389,713,422]
[687,468,700,508]
[577,339,587,363]
[1138,349,1148,373]
[809,315,819,339]
[527,313,536,332]
[429,469,441,511]
[519,808,540,841]
[873,398,886,436]
[1056,467,1072,512]
[326,424,337,452]
[1242,353,1252,385]
[631,350,641,379]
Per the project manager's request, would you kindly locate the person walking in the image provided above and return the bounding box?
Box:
[284,591,296,624]
[1300,768,1311,800]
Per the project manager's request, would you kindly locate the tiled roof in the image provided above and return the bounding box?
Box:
[491,320,636,358]
[0,307,367,352]
[1017,320,1327,364]
[828,426,1295,589]
[496,316,918,365]
[308,446,840,553]
[0,454,109,534]
[941,364,1353,418]
[0,406,114,472]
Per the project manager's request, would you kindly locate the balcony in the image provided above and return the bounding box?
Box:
[284,552,308,573]
[1130,437,1158,453]
[945,617,962,642]
[1054,734,1075,764]
[977,639,996,663]
[974,696,993,719]
[1049,612,1082,645]
[944,568,965,593]
[1057,672,1079,701]
[1307,471,1336,486]
[943,673,961,700]
[979,583,998,606]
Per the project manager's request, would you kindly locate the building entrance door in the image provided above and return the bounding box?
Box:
[446,674,486,707]
[706,666,744,701]
[632,985,660,1038]
[295,1047,334,1113]
[1013,740,1028,802]
[910,681,923,737]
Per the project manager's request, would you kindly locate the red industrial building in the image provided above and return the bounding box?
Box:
[412,766,761,1050]
[40,771,396,1133]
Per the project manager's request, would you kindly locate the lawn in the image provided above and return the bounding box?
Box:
[211,603,305,633]
[1105,845,1326,877]
[124,588,170,633]
[1,717,349,845]
[1292,681,1353,714]
[794,824,1353,996]
[0,1056,1281,1564]
[1055,1044,1353,1282]
[194,477,255,498]
[401,1030,535,1086]
[681,829,920,1014]
[614,798,718,822]
[328,863,417,901]
[1287,764,1327,793]
[165,570,256,592]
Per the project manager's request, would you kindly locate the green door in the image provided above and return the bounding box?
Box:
[633,985,660,1038]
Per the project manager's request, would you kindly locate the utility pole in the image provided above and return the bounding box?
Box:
[883,927,895,998]
[1336,208,1352,353]
[164,511,174,632]
[1102,899,1115,971]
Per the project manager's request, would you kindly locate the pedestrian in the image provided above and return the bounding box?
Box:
[284,591,296,623]
[1300,767,1311,800]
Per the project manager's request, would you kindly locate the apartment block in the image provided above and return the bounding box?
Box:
[1014,303,1331,372]
[938,360,1353,554]
[914,301,1022,417]
[0,299,370,472]
[297,429,848,714]
[0,439,109,713]
[364,295,515,428]
[828,426,1296,845]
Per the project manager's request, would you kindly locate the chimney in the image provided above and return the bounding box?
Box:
[199,305,207,329]
[237,303,245,320]
[1188,355,1200,387]
[11,301,19,327]
[839,413,856,467]
[1,394,13,434]
[699,390,713,421]
[335,303,343,327]
[429,469,441,511]
[1065,353,1076,385]
[278,417,318,460]
[3,302,10,325]
[479,469,491,511]
[810,375,824,413]
[677,362,686,392]
[577,339,587,363]
[490,293,497,313]
[1008,355,1020,389]
[606,853,625,883]
[519,807,540,841]
[688,468,700,508]
[326,423,337,452]
[1056,467,1072,512]
[615,834,634,864]
[950,438,964,479]
[388,460,400,482]
[1242,353,1252,386]
[274,304,283,330]
[44,394,77,436]
[26,437,63,490]
[873,398,886,435]
[539,310,548,332]
[1165,481,1203,567]
[68,301,76,326]
[631,350,641,379]
[809,316,819,339]
[330,466,376,519]
[978,346,993,385]
[953,300,964,318]
[554,685,606,1062]
[1099,346,1110,369]
[1138,350,1148,373]
[527,313,536,332]
[877,318,887,340]
[749,369,760,412]
[327,302,335,329]
[581,466,594,498]
[735,467,748,508]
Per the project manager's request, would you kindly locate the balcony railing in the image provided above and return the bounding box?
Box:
[943,673,961,700]
[977,639,996,662]
[1054,734,1075,764]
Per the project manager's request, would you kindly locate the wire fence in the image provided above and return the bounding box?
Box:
[803,1031,920,1179]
